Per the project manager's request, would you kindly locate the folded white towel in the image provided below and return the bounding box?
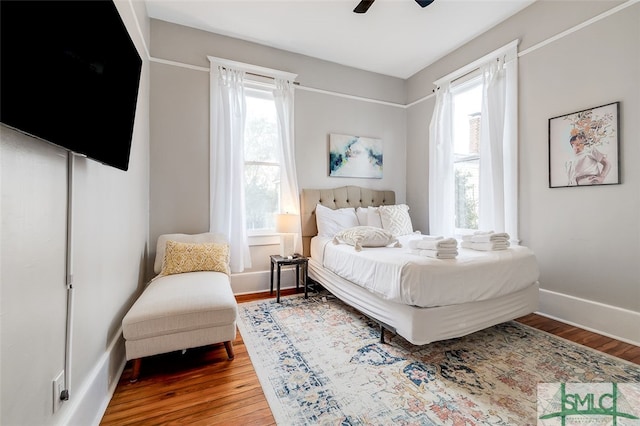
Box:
[421,235,444,241]
[470,232,510,243]
[409,246,458,254]
[410,249,458,259]
[461,240,510,251]
[409,237,457,250]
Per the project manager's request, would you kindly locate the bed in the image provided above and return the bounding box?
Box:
[301,186,540,346]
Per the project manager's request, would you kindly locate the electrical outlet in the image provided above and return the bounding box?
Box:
[52,371,65,414]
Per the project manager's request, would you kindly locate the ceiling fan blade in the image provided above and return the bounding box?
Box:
[354,0,375,13]
[415,0,435,7]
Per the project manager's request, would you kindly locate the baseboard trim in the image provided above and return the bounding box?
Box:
[538,288,640,346]
[231,269,299,295]
[56,327,127,426]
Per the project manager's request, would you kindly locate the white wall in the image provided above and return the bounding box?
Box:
[0,1,150,424]
[1,128,69,424]
[148,20,406,289]
[406,1,640,343]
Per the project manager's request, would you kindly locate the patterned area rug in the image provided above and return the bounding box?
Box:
[236,294,640,425]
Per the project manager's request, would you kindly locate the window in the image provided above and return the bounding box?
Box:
[429,40,518,240]
[452,77,482,232]
[244,87,280,235]
[209,56,298,270]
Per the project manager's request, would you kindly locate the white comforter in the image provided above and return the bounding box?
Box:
[311,234,540,308]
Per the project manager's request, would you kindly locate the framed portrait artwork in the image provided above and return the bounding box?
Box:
[329,133,383,178]
[548,102,620,188]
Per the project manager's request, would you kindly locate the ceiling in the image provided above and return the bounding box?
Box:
[144,0,536,79]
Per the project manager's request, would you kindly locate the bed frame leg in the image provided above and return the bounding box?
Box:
[379,324,385,344]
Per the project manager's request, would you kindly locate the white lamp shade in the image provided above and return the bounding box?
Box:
[275,213,299,257]
[275,213,299,234]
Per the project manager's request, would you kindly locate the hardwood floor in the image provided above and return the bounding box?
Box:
[101,288,639,425]
[515,313,640,364]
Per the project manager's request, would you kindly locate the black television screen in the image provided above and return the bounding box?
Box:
[1,0,142,171]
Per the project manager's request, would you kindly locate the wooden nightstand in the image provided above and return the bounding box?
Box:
[269,254,309,303]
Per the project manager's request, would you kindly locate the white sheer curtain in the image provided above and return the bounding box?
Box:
[429,41,518,241]
[478,53,519,242]
[209,65,252,272]
[273,78,302,253]
[428,82,455,237]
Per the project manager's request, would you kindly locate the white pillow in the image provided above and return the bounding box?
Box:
[378,204,414,236]
[332,226,400,252]
[355,207,368,226]
[315,204,359,237]
[367,206,383,228]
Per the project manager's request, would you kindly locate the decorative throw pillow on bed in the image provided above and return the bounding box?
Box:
[315,203,359,237]
[332,226,400,251]
[378,204,414,236]
[160,240,230,276]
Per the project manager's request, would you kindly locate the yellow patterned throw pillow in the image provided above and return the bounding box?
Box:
[160,240,230,276]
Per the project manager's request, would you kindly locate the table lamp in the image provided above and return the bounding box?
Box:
[275,213,299,257]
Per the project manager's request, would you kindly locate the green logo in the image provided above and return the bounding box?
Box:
[538,383,640,425]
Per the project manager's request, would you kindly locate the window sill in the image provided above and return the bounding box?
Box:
[248,233,280,247]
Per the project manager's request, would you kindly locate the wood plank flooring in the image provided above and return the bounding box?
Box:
[101,288,639,425]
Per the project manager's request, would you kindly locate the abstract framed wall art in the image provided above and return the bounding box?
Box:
[548,102,620,188]
[329,133,383,178]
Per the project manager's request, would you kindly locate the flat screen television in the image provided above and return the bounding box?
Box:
[1,0,143,171]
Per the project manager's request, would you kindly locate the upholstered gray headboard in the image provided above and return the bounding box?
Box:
[300,186,395,256]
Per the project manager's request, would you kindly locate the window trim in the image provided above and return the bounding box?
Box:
[208,55,298,84]
[247,234,280,246]
[434,39,518,87]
